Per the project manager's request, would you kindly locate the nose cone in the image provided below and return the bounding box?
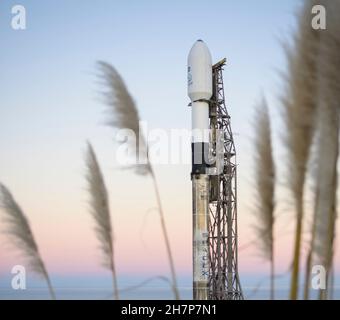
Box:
[188,40,211,60]
[187,40,213,101]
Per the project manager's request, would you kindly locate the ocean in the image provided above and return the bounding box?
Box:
[1,273,339,300]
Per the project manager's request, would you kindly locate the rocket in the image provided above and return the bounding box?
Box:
[188,40,212,300]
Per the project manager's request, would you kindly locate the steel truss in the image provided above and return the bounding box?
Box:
[208,59,243,300]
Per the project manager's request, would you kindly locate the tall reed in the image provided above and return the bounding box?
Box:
[96,61,180,300]
[282,0,319,299]
[0,183,56,299]
[253,98,275,299]
[309,0,340,300]
[85,142,119,299]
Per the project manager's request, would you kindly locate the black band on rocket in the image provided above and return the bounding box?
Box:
[192,142,209,174]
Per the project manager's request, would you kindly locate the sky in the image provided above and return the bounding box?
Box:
[0,0,339,299]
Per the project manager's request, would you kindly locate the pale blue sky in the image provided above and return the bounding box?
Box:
[0,0,297,133]
[0,0,299,204]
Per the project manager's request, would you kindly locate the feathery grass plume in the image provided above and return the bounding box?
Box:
[312,92,338,300]
[85,142,119,300]
[0,183,55,299]
[96,61,180,300]
[310,0,340,300]
[282,0,320,300]
[253,98,275,299]
[97,61,150,175]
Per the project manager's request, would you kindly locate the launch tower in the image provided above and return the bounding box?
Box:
[208,59,243,300]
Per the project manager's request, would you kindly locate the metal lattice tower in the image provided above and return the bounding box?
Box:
[208,59,243,300]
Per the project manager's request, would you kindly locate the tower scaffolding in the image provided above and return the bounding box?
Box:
[208,59,243,300]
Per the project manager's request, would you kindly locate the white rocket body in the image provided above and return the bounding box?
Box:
[188,40,212,300]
